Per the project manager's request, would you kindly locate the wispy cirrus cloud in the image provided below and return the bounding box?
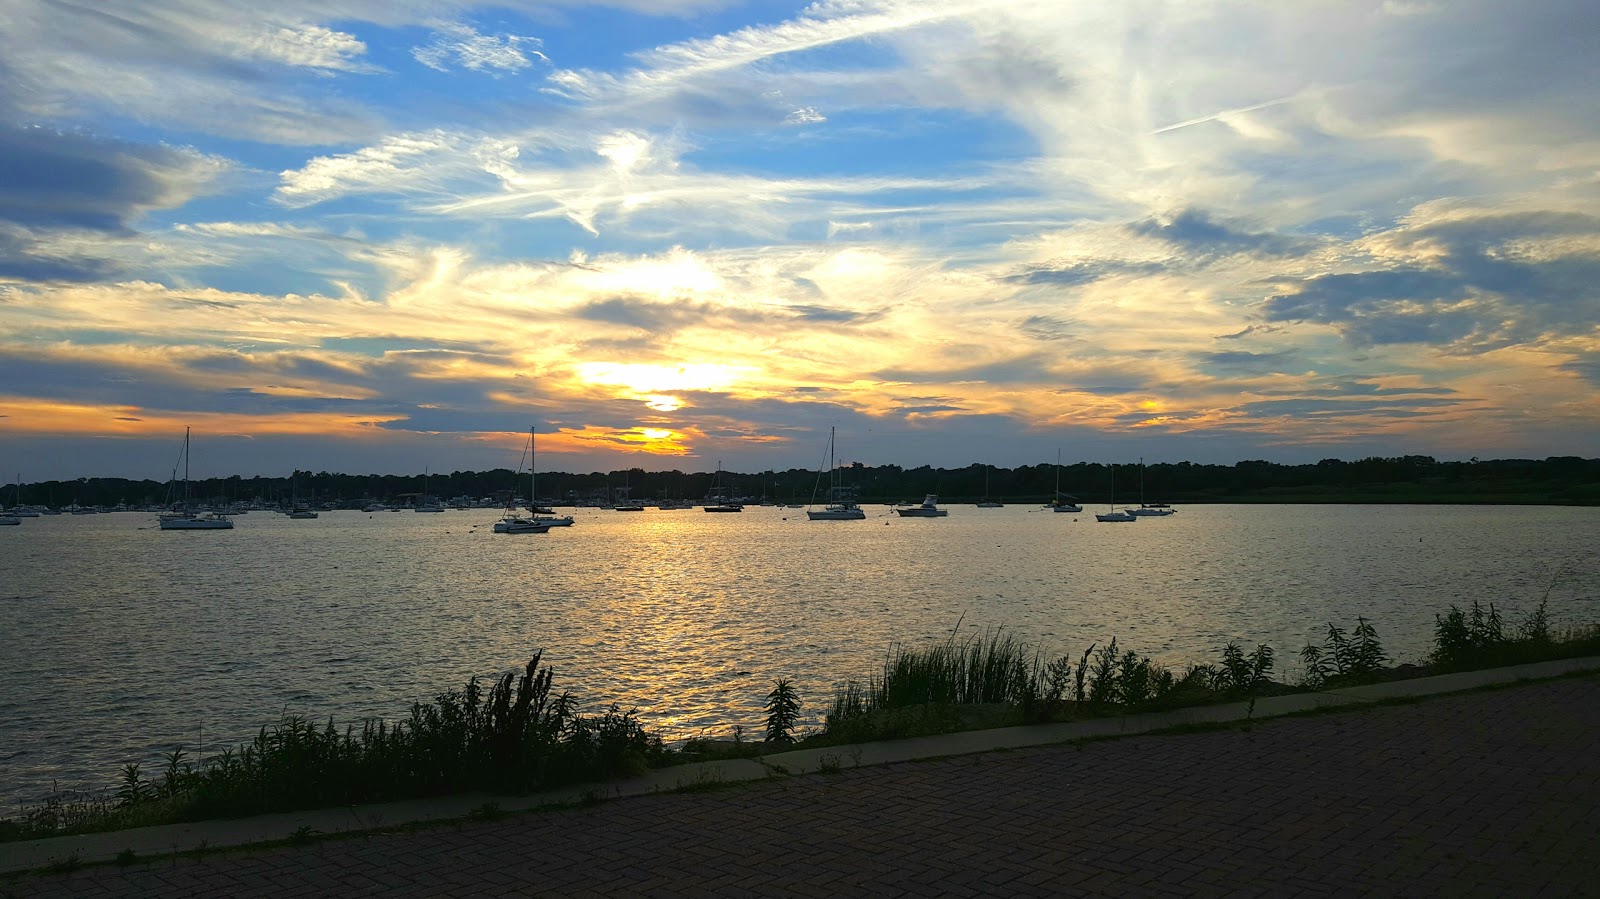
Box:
[413,22,549,74]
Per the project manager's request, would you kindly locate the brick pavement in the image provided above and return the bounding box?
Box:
[6,675,1597,897]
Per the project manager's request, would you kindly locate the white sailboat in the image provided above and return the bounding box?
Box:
[1046,449,1082,513]
[159,428,234,530]
[1095,463,1137,522]
[494,428,551,534]
[807,428,866,520]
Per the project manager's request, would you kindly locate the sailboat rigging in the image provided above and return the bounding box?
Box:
[159,427,234,530]
[807,428,866,520]
[1046,449,1082,513]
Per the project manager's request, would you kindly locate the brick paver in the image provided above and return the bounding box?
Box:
[6,676,1597,897]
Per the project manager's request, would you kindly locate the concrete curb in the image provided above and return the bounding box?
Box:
[5,656,1597,874]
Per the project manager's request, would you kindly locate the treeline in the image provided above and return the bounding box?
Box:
[13,455,1600,508]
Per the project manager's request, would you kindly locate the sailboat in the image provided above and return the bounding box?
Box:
[159,428,235,530]
[530,428,574,526]
[1045,450,1082,513]
[703,461,743,512]
[1094,463,1137,522]
[0,475,19,526]
[807,428,866,520]
[976,465,1004,508]
[414,468,446,512]
[1,474,25,524]
[1128,457,1176,516]
[287,474,318,519]
[494,428,551,534]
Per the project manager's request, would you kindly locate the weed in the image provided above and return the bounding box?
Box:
[764,679,802,745]
[817,754,843,775]
[115,848,138,866]
[467,802,503,822]
[288,825,318,845]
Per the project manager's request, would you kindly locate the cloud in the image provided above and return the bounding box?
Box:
[413,22,549,74]
[1130,209,1308,258]
[0,125,227,232]
[1263,208,1600,351]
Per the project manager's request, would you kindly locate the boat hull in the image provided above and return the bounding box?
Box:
[159,517,235,530]
[807,507,865,520]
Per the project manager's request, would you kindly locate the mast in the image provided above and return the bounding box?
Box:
[183,427,191,509]
[530,426,536,511]
[1054,449,1061,504]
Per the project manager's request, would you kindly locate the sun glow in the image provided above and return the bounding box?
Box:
[645,394,684,412]
[576,362,748,394]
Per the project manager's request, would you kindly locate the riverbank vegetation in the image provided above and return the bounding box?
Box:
[4,602,1597,844]
[22,453,1600,508]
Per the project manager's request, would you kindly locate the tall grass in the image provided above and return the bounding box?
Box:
[1,654,663,842]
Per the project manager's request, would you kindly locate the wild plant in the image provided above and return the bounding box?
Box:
[116,764,152,807]
[1518,599,1551,645]
[1300,618,1387,686]
[764,679,801,745]
[1073,645,1095,702]
[1086,638,1119,704]
[1433,601,1506,668]
[1212,642,1274,701]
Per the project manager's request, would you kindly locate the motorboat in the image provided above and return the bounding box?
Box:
[894,494,949,517]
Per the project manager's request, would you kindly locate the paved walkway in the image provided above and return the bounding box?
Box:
[5,671,1598,896]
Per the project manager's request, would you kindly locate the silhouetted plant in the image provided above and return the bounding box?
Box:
[1212,642,1274,705]
[764,679,802,745]
[1301,618,1386,686]
[1086,638,1119,704]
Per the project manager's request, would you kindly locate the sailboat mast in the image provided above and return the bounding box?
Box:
[1054,448,1061,503]
[183,427,191,507]
[530,426,536,510]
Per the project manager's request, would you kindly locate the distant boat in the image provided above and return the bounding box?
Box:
[529,429,574,527]
[493,428,551,535]
[1095,463,1137,523]
[159,428,235,530]
[1127,458,1175,516]
[287,475,318,519]
[976,466,1004,508]
[1045,449,1083,513]
[806,428,866,520]
[414,468,446,512]
[2,475,25,524]
[894,494,949,517]
[703,461,744,512]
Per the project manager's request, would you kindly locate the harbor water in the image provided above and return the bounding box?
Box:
[2,503,1597,802]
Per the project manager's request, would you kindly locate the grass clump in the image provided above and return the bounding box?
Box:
[2,653,664,843]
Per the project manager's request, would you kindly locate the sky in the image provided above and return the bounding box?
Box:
[1,0,1597,480]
